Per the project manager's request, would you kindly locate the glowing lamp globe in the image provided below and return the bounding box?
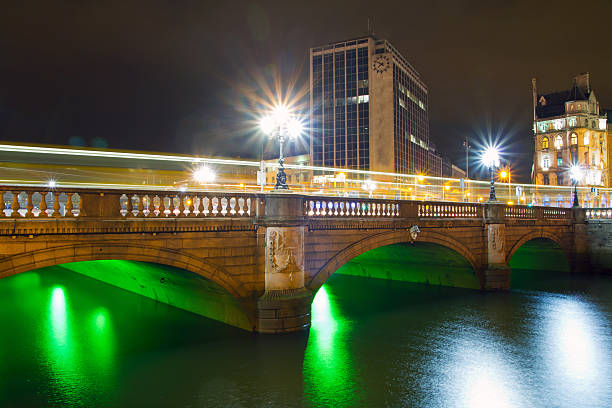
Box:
[569,165,583,183]
[193,165,216,183]
[482,146,500,168]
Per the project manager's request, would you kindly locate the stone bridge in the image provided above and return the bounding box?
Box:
[0,187,602,333]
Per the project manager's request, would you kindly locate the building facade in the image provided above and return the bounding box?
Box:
[309,36,444,176]
[532,73,610,187]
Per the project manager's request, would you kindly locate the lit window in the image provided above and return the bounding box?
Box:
[568,117,577,127]
[570,133,577,145]
[542,136,549,149]
[542,156,550,169]
[584,133,590,145]
[599,119,607,130]
[554,135,563,149]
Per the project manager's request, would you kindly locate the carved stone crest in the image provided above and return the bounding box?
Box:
[266,227,304,290]
[409,225,420,243]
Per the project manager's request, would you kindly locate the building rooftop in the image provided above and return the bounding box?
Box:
[535,74,593,119]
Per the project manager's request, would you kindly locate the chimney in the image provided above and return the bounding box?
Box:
[531,78,538,121]
[574,72,590,94]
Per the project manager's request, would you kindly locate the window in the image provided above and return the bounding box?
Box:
[592,121,596,128]
[570,133,577,145]
[554,135,563,149]
[584,133,590,145]
[557,174,564,185]
[543,174,550,185]
[542,156,550,169]
[557,152,563,167]
[541,136,549,149]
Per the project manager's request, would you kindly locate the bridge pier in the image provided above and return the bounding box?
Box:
[570,208,591,274]
[256,194,313,334]
[483,204,511,290]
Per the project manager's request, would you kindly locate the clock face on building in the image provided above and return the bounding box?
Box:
[373,54,390,74]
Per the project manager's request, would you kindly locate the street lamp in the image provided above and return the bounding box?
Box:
[499,168,511,201]
[569,164,583,207]
[260,106,303,190]
[481,146,500,202]
[193,165,216,184]
[362,179,376,198]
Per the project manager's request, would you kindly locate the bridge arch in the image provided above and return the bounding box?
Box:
[505,230,572,265]
[0,242,248,299]
[307,229,479,291]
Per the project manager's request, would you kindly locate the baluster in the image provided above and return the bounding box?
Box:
[229,197,237,215]
[212,197,218,216]
[11,191,20,218]
[176,195,184,217]
[197,196,204,217]
[134,195,143,217]
[186,196,194,216]
[0,192,6,217]
[52,192,61,218]
[238,197,245,216]
[126,194,134,217]
[148,195,156,217]
[26,192,34,217]
[167,196,175,216]
[157,196,165,217]
[65,193,74,217]
[246,197,252,216]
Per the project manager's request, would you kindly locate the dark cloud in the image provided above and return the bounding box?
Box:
[1,0,611,181]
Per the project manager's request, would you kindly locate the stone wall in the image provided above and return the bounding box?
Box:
[587,220,612,274]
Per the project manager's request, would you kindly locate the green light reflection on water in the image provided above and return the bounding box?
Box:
[43,284,117,405]
[303,285,358,407]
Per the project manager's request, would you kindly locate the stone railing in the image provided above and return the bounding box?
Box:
[504,206,535,218]
[0,188,81,218]
[417,202,481,218]
[541,207,572,219]
[0,187,258,219]
[586,208,612,219]
[119,193,254,217]
[0,186,580,222]
[305,198,400,217]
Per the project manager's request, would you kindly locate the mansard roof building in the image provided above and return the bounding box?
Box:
[532,73,610,190]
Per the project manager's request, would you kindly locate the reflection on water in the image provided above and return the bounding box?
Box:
[303,285,358,407]
[0,265,611,407]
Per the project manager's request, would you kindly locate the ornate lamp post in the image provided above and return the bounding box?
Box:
[569,164,583,207]
[481,146,500,202]
[260,106,302,190]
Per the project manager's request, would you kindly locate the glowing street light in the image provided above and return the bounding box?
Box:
[260,105,303,190]
[193,165,216,184]
[362,179,376,198]
[569,164,583,207]
[481,146,500,202]
[499,168,511,200]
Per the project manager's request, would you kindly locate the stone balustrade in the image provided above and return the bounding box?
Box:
[0,189,80,218]
[586,208,612,219]
[0,186,586,222]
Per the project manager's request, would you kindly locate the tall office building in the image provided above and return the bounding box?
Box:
[309,35,441,175]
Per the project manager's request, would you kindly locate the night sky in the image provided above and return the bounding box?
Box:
[1,0,611,181]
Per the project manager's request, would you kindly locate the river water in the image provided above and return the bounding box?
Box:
[1,265,611,407]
